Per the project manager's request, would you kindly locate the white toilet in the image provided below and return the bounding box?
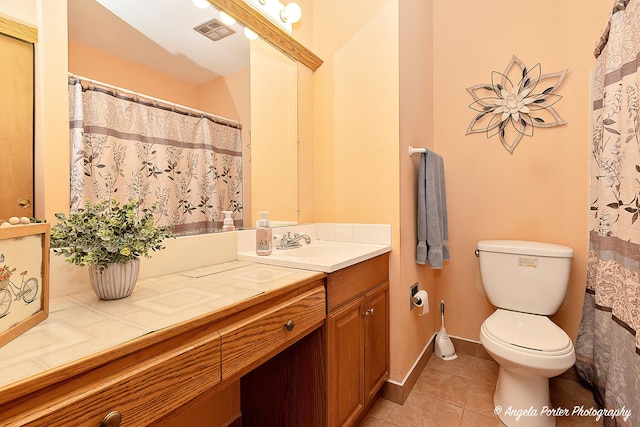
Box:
[476,240,576,427]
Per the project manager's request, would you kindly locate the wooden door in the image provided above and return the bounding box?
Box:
[327,296,365,427]
[0,32,34,219]
[364,281,390,403]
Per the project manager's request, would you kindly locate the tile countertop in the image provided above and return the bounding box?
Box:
[236,223,393,273]
[0,261,324,389]
[237,241,391,272]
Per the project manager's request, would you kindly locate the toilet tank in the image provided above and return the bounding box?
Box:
[476,240,574,315]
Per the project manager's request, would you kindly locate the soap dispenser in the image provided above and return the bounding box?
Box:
[222,211,235,231]
[256,211,272,256]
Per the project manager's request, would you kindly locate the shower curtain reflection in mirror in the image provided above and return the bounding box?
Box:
[68,79,243,236]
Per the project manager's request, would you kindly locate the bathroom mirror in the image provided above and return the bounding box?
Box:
[66,0,308,228]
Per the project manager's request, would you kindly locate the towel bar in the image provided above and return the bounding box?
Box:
[408,146,427,156]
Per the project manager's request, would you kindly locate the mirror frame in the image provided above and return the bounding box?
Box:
[0,14,38,43]
[208,0,322,71]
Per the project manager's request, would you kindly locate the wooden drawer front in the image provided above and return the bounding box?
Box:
[327,253,389,312]
[4,332,221,427]
[220,286,326,380]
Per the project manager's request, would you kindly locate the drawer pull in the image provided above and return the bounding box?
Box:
[284,319,295,332]
[101,411,122,427]
[363,308,374,316]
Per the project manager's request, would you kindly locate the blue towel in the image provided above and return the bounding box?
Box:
[416,150,449,268]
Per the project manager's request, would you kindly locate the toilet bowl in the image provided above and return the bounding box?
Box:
[476,240,575,427]
[480,309,575,427]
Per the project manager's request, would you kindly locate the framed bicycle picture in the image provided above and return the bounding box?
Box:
[0,223,50,348]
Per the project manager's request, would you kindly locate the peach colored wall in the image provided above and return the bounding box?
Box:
[398,0,436,383]
[290,0,315,225]
[297,62,315,224]
[312,0,404,380]
[432,0,611,344]
[313,0,613,385]
[273,1,315,226]
[34,0,70,224]
[68,40,199,108]
[312,0,399,224]
[0,0,36,22]
[197,71,248,124]
[249,38,298,226]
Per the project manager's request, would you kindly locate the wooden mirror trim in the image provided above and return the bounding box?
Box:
[209,0,322,71]
[0,14,38,44]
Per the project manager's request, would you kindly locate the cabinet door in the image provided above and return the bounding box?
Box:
[327,296,365,427]
[364,281,389,403]
[0,32,34,218]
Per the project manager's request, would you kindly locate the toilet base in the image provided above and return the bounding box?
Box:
[494,367,556,427]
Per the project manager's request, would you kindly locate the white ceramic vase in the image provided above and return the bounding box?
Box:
[88,258,140,300]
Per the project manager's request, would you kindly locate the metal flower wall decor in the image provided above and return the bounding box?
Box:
[465,55,568,154]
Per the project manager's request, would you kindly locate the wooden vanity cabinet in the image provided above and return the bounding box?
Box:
[0,325,223,427]
[0,278,327,427]
[220,285,326,380]
[326,254,389,427]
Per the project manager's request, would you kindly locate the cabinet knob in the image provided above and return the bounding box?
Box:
[101,411,122,427]
[363,308,374,316]
[284,319,295,331]
[17,198,31,208]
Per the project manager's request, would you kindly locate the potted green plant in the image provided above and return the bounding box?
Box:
[51,198,172,300]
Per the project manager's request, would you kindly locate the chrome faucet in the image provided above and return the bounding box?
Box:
[277,232,311,250]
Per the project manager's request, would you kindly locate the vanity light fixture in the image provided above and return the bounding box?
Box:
[244,27,259,40]
[192,0,211,9]
[219,11,237,26]
[244,0,302,33]
[280,2,301,24]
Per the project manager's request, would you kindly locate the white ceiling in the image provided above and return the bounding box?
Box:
[67,0,250,85]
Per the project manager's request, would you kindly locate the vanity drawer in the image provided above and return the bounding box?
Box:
[327,253,389,311]
[1,330,221,427]
[220,285,326,379]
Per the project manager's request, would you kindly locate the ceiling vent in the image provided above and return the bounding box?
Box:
[194,18,236,42]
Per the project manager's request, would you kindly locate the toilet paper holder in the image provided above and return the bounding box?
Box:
[411,289,429,316]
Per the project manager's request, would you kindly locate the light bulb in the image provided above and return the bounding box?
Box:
[244,27,258,40]
[219,11,236,26]
[284,2,302,23]
[192,0,210,9]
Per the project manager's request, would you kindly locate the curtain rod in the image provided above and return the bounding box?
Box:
[594,0,629,58]
[68,73,242,130]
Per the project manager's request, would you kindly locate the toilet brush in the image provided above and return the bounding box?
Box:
[434,300,457,360]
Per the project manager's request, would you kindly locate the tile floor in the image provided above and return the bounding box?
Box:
[360,352,603,427]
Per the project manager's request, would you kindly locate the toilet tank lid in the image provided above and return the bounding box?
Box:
[477,240,574,258]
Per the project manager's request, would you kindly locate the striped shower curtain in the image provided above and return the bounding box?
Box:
[574,1,640,426]
[68,80,243,236]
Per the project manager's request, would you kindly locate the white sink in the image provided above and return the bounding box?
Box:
[237,240,391,273]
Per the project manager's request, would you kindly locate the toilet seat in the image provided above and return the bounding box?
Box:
[483,309,573,356]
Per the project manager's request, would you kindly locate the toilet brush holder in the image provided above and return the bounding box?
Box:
[434,300,457,360]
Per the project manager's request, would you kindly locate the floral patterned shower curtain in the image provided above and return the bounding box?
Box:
[68,80,243,236]
[575,1,640,426]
